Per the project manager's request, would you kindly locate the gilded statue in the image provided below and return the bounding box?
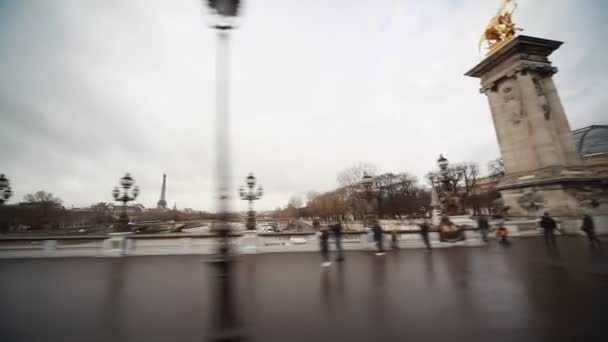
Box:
[479,0,523,55]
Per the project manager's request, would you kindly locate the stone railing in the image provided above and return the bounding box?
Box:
[0,228,486,259]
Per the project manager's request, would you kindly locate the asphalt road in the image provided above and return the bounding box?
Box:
[1,236,607,342]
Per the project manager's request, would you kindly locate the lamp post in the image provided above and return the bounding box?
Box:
[0,174,13,205]
[435,154,466,215]
[437,154,449,192]
[203,1,243,341]
[0,174,13,234]
[239,173,263,230]
[429,174,442,226]
[112,173,139,232]
[361,173,376,226]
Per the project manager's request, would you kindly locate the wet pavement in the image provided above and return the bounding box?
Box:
[1,236,607,342]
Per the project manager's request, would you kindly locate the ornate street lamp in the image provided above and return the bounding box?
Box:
[239,173,263,230]
[432,154,463,217]
[361,173,376,226]
[202,1,243,341]
[438,154,448,172]
[112,173,139,232]
[0,174,13,205]
[436,154,454,191]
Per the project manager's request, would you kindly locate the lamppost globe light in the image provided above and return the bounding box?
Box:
[246,173,255,188]
[362,173,373,191]
[112,173,139,232]
[207,0,241,16]
[3,188,12,200]
[206,0,242,29]
[438,154,449,171]
[240,172,262,230]
[120,173,134,189]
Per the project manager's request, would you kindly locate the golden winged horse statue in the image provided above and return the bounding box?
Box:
[479,0,523,55]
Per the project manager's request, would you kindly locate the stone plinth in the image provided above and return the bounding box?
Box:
[104,232,132,257]
[466,35,608,224]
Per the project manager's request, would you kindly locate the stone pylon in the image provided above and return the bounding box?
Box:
[157,174,168,209]
[466,35,608,233]
[430,187,442,226]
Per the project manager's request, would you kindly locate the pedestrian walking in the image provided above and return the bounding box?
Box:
[477,215,489,243]
[318,226,331,267]
[581,214,601,249]
[419,219,432,251]
[372,221,386,256]
[497,226,510,245]
[331,221,345,261]
[539,212,558,249]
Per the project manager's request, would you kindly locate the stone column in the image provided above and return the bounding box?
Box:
[466,35,607,224]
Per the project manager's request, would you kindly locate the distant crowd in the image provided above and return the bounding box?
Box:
[315,213,601,267]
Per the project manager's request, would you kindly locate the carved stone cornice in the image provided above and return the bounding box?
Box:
[467,35,563,93]
[479,61,558,94]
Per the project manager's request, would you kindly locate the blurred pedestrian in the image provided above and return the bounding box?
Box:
[318,226,331,267]
[477,215,489,243]
[372,221,386,256]
[419,219,432,251]
[539,212,558,249]
[331,221,345,261]
[497,226,510,245]
[581,214,601,249]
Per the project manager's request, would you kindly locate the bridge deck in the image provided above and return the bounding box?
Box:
[0,236,607,342]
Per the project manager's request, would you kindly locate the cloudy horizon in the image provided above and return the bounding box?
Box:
[1,0,606,211]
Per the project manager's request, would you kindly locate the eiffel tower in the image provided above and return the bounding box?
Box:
[157,174,168,209]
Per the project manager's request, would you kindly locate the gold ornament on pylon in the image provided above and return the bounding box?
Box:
[479,0,523,56]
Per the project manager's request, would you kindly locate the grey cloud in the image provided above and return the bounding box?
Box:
[1,0,606,211]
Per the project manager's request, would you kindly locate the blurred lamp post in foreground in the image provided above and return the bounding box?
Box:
[204,0,243,341]
[0,174,13,205]
[208,0,241,230]
[239,173,263,230]
[112,173,139,232]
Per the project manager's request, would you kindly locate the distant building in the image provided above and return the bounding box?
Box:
[572,125,608,175]
[473,176,500,194]
[111,204,145,217]
[572,125,608,156]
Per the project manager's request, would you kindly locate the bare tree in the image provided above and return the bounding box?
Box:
[455,163,479,197]
[371,172,423,218]
[20,190,64,229]
[24,191,62,205]
[337,162,378,188]
[425,162,480,215]
[306,191,319,206]
[488,158,505,178]
[91,202,112,224]
[285,196,303,221]
[288,196,302,209]
[336,162,378,220]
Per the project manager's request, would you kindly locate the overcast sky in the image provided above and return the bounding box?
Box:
[0,0,606,211]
